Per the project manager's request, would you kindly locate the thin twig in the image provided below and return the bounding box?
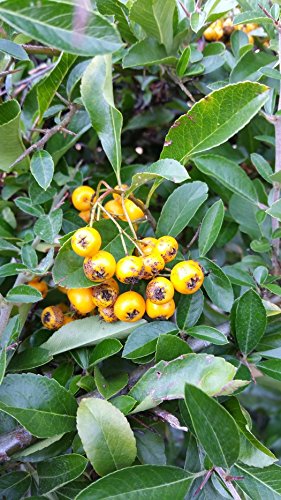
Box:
[22,44,60,56]
[179,1,190,17]
[194,469,214,496]
[167,68,195,103]
[0,68,21,78]
[150,407,188,432]
[186,226,201,251]
[215,468,242,500]
[9,103,78,169]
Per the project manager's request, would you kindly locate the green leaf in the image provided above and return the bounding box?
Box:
[5,284,42,303]
[123,321,176,360]
[37,454,88,495]
[230,51,277,83]
[186,326,228,346]
[95,366,128,399]
[0,38,28,60]
[123,39,176,68]
[15,197,44,217]
[0,262,26,277]
[0,0,122,57]
[225,398,277,467]
[160,82,269,163]
[96,0,136,44]
[266,199,281,221]
[81,55,123,179]
[37,52,76,121]
[194,155,257,203]
[0,373,77,437]
[42,316,146,356]
[232,464,281,499]
[8,347,53,372]
[110,395,136,415]
[251,153,273,184]
[0,471,31,500]
[0,100,28,172]
[77,398,137,476]
[21,244,38,270]
[0,348,6,386]
[155,334,192,362]
[34,209,63,243]
[176,47,191,77]
[234,11,273,25]
[199,199,224,256]
[135,429,166,465]
[156,182,208,237]
[176,290,204,330]
[13,433,74,463]
[235,289,267,355]
[129,353,240,413]
[184,383,240,468]
[128,159,189,194]
[129,0,176,53]
[256,359,281,381]
[76,465,193,499]
[261,67,281,80]
[190,11,206,33]
[88,338,123,367]
[30,151,54,191]
[198,257,234,312]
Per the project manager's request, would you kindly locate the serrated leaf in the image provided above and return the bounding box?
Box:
[129,353,239,413]
[37,454,88,495]
[199,199,224,256]
[0,0,122,57]
[81,55,123,178]
[235,289,267,355]
[184,384,240,468]
[194,155,257,203]
[0,373,77,438]
[42,316,146,356]
[156,181,208,237]
[30,151,54,191]
[77,398,137,476]
[160,82,269,163]
[76,465,193,499]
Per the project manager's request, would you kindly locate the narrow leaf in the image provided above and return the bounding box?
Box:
[30,150,54,191]
[199,199,224,256]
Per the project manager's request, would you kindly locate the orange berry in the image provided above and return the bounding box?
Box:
[146,277,174,304]
[99,305,118,323]
[114,291,145,322]
[27,279,48,299]
[83,251,116,282]
[67,288,96,315]
[146,298,175,320]
[72,186,95,211]
[92,278,119,308]
[71,227,102,258]
[104,199,125,219]
[79,210,91,223]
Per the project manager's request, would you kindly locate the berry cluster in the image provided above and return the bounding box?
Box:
[204,19,259,44]
[40,184,205,329]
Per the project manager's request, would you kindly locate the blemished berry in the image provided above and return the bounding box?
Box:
[170,260,204,294]
[84,251,116,282]
[114,291,145,322]
[71,227,102,257]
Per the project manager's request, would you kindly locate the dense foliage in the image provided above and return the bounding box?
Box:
[0,0,281,498]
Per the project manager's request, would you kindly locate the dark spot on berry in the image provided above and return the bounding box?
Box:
[101,290,112,301]
[187,275,200,289]
[43,311,51,323]
[78,236,88,248]
[127,309,139,320]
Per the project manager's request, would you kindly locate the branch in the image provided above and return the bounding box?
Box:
[9,103,78,169]
[150,407,188,432]
[0,428,36,463]
[215,468,242,500]
[22,44,60,56]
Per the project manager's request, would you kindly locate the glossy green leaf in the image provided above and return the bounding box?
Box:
[76,465,193,500]
[13,433,75,463]
[155,334,192,362]
[123,39,176,68]
[135,429,166,465]
[0,262,26,277]
[0,0,122,56]
[186,326,228,345]
[123,321,176,360]
[0,100,28,172]
[230,51,277,83]
[95,366,128,399]
[176,290,204,330]
[194,155,257,203]
[232,464,281,499]
[0,373,77,437]
[234,11,272,25]
[34,209,63,244]
[251,153,273,184]
[235,289,267,354]
[42,316,146,356]
[0,348,6,386]
[81,55,123,178]
[225,398,277,467]
[184,384,240,468]
[77,398,137,476]
[128,159,189,194]
[266,199,281,221]
[37,52,76,121]
[199,199,224,256]
[37,454,88,495]
[129,353,241,413]
[160,82,269,163]
[110,395,136,415]
[30,150,54,191]
[0,471,31,500]
[256,359,281,381]
[129,0,176,53]
[88,338,123,367]
[0,38,28,60]
[96,0,136,44]
[5,284,42,303]
[198,257,234,312]
[8,347,53,372]
[156,182,208,237]
[176,47,191,77]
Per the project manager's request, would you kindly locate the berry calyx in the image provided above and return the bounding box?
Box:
[84,251,116,282]
[71,227,102,257]
[170,260,204,294]
[92,278,119,308]
[146,277,174,304]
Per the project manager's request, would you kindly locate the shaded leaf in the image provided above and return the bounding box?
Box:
[176,290,204,330]
[232,464,281,499]
[0,471,31,500]
[235,289,267,354]
[0,100,28,172]
[199,199,225,256]
[186,326,228,346]
[123,321,176,360]
[155,334,192,362]
[37,454,88,495]
[198,257,234,312]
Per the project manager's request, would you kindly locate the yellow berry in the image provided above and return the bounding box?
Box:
[92,278,119,308]
[67,287,96,315]
[114,291,145,322]
[115,256,144,284]
[155,236,178,263]
[84,251,116,282]
[146,277,174,304]
[99,305,118,323]
[72,186,95,211]
[71,227,102,258]
[170,260,204,295]
[141,251,165,279]
[146,299,175,320]
[41,306,64,330]
[27,279,48,298]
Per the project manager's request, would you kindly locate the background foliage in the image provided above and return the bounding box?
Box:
[0,0,281,498]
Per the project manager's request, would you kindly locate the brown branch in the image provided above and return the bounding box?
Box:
[186,225,201,251]
[9,103,78,169]
[150,407,188,432]
[0,428,36,463]
[22,44,60,56]
[215,468,242,500]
